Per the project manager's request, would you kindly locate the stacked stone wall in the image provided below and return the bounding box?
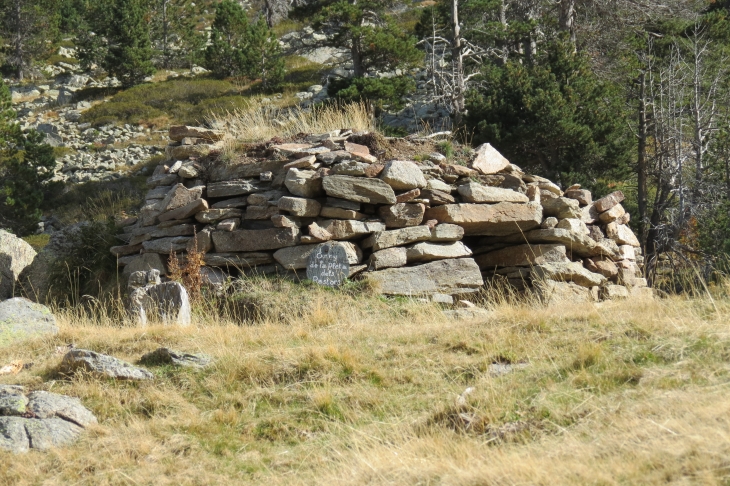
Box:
[111,126,648,304]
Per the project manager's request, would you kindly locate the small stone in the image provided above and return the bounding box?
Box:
[378,203,425,228]
[278,196,321,217]
[217,218,239,232]
[405,241,472,262]
[430,224,464,242]
[542,197,582,219]
[469,143,510,175]
[319,206,367,220]
[344,141,377,163]
[380,160,427,190]
[457,182,528,203]
[431,294,453,305]
[541,217,558,229]
[395,188,421,203]
[594,191,625,213]
[285,169,324,198]
[565,189,592,206]
[369,247,407,270]
[308,223,333,242]
[598,203,626,223]
[284,155,317,170]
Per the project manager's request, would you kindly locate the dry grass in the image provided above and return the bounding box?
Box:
[1,287,729,485]
[212,101,375,151]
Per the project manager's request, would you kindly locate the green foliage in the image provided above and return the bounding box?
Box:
[0,0,60,80]
[244,18,285,90]
[205,0,249,78]
[0,79,56,235]
[149,0,205,69]
[464,40,632,184]
[310,0,421,77]
[79,78,242,126]
[205,1,284,89]
[108,0,155,86]
[328,76,415,111]
[82,0,156,87]
[47,220,121,302]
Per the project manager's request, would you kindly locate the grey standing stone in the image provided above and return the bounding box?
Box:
[0,230,37,300]
[0,298,58,346]
[60,349,154,380]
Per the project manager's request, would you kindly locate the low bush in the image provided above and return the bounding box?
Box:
[80,78,241,127]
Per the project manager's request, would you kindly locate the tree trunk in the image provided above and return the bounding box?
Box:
[451,0,464,126]
[559,0,576,51]
[162,0,169,69]
[637,71,648,246]
[351,40,364,77]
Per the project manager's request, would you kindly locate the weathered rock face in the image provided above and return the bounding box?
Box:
[322,175,397,204]
[0,231,37,300]
[470,143,510,175]
[476,244,570,268]
[379,160,427,190]
[0,386,97,453]
[212,227,300,252]
[60,349,153,380]
[139,347,212,369]
[378,203,425,228]
[424,202,543,236]
[457,182,528,204]
[0,298,58,345]
[366,258,484,295]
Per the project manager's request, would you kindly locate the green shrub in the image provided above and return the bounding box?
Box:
[328,76,415,112]
[79,78,240,127]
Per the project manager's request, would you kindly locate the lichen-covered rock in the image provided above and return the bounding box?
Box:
[0,298,58,346]
[60,349,153,380]
[365,258,483,296]
[139,347,212,369]
[0,230,37,300]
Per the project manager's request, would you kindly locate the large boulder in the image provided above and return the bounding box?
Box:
[365,258,484,296]
[0,230,36,300]
[0,386,97,453]
[18,223,86,303]
[59,349,153,380]
[0,298,58,346]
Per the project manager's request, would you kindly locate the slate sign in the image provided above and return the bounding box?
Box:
[307,242,350,287]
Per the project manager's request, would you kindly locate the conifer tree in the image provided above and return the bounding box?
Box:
[0,0,60,80]
[243,18,285,90]
[149,0,204,69]
[104,0,155,87]
[205,0,249,78]
[0,78,55,235]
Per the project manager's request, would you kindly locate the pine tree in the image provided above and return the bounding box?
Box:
[205,0,249,78]
[104,0,155,87]
[149,0,204,69]
[0,0,60,80]
[0,78,55,235]
[243,18,285,90]
[464,40,632,185]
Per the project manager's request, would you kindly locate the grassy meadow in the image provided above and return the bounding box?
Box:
[0,280,728,485]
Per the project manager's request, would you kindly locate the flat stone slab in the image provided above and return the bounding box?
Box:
[322,175,397,204]
[60,349,153,380]
[365,258,484,296]
[0,298,58,346]
[424,202,542,236]
[212,227,300,252]
[0,387,96,453]
[139,348,212,369]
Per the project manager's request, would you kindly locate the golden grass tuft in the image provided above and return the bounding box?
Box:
[0,287,729,484]
[212,101,375,151]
